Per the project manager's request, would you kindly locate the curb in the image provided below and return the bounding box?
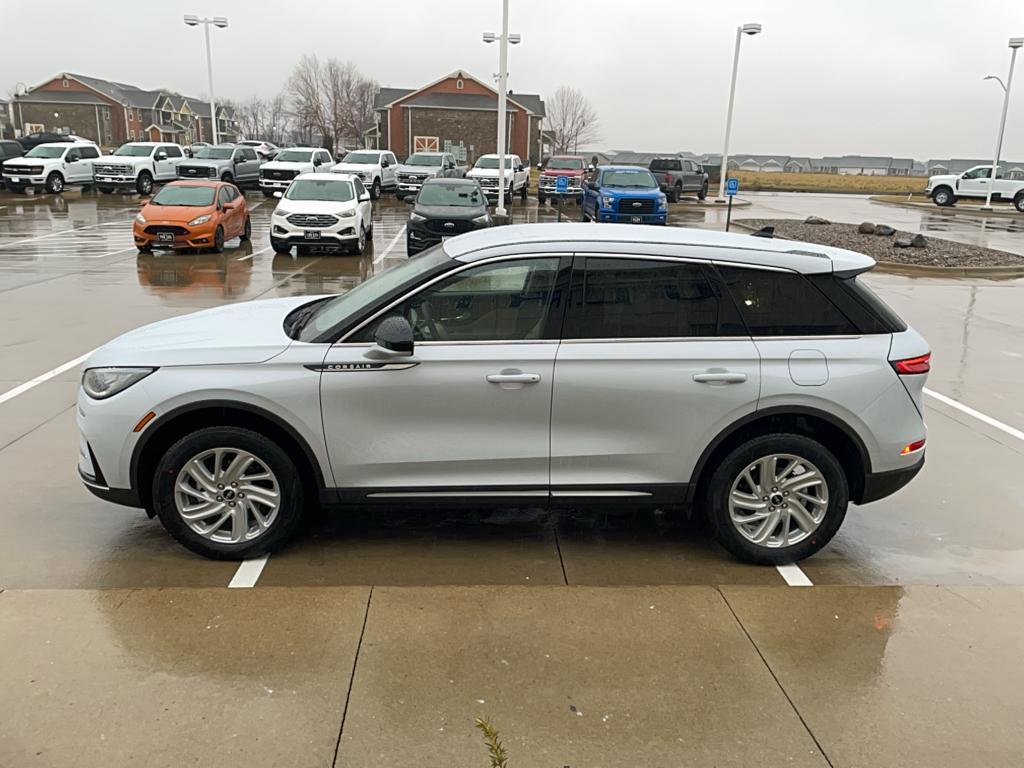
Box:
[869,195,1023,219]
[729,221,1024,279]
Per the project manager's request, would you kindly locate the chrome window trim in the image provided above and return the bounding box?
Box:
[337,252,572,345]
[560,336,751,344]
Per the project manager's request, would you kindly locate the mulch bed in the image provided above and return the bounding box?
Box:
[735,218,1024,267]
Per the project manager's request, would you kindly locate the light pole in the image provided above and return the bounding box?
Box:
[184,14,228,145]
[483,0,521,218]
[715,22,762,202]
[981,37,1023,211]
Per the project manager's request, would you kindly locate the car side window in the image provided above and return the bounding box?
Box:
[162,145,182,158]
[716,265,858,336]
[387,153,397,165]
[353,178,366,197]
[65,148,81,161]
[565,257,744,339]
[244,148,258,161]
[218,187,232,206]
[79,146,99,159]
[353,258,562,343]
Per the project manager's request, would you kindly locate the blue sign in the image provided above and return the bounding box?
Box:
[726,177,740,196]
[556,175,569,194]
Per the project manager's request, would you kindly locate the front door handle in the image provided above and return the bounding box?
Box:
[487,372,541,384]
[693,371,747,384]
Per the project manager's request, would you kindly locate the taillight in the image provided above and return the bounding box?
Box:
[900,438,926,455]
[891,353,931,375]
[665,173,673,183]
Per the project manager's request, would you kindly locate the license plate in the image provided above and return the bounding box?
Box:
[305,230,321,240]
[97,176,111,182]
[631,215,642,224]
[158,232,174,242]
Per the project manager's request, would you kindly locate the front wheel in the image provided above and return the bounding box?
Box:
[262,188,276,198]
[351,224,367,255]
[151,426,305,559]
[136,171,153,196]
[519,182,528,200]
[705,433,849,564]
[98,185,115,195]
[698,182,708,201]
[221,172,234,183]
[371,178,381,200]
[668,185,680,203]
[538,192,547,205]
[1014,192,1024,213]
[45,172,64,194]
[932,187,955,207]
[271,238,291,254]
[212,225,225,253]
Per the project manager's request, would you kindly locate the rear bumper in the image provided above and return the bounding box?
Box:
[857,455,925,504]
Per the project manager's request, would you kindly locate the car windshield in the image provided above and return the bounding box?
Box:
[342,152,380,165]
[275,150,314,163]
[602,169,658,188]
[149,185,216,206]
[25,146,67,159]
[547,157,584,170]
[417,183,484,207]
[114,145,154,157]
[285,179,355,202]
[649,159,682,172]
[296,248,452,342]
[405,154,444,166]
[195,147,234,160]
[474,157,513,169]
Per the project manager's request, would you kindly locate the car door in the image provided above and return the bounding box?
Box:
[318,254,570,493]
[383,152,398,188]
[352,177,372,228]
[62,147,85,182]
[582,168,600,217]
[245,147,261,180]
[683,160,699,191]
[549,255,760,499]
[958,166,991,196]
[156,145,181,179]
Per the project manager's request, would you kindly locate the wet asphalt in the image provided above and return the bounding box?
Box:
[1,186,1022,766]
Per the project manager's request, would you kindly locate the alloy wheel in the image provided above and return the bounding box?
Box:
[174,447,281,544]
[727,453,829,548]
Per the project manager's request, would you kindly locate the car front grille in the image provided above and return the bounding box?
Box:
[617,197,656,213]
[2,164,43,175]
[94,163,133,175]
[286,213,338,228]
[399,173,428,183]
[178,165,216,178]
[540,174,582,189]
[261,168,297,181]
[144,225,189,236]
[425,219,476,235]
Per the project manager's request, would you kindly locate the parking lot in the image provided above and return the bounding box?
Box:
[2,188,1024,765]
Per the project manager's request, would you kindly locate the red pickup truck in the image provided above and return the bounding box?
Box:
[537,155,587,204]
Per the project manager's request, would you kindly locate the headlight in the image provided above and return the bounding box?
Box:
[472,214,490,225]
[602,196,615,209]
[338,210,356,218]
[81,367,155,400]
[273,208,288,218]
[410,211,427,222]
[135,212,146,224]
[658,194,668,209]
[188,214,212,226]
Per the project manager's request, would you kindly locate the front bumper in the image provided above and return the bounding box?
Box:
[2,173,46,186]
[272,218,359,245]
[259,178,293,191]
[94,174,139,188]
[857,455,925,504]
[134,222,218,249]
[597,209,667,224]
[77,402,142,508]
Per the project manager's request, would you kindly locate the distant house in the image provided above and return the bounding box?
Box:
[784,157,812,173]
[928,158,1024,179]
[728,155,789,173]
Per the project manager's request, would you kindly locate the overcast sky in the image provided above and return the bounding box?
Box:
[4,0,1023,160]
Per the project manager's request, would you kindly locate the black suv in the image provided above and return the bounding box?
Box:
[405,178,492,255]
[0,140,23,189]
[16,132,76,151]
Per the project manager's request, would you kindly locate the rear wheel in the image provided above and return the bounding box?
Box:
[705,433,848,564]
[1015,192,1024,213]
[538,192,547,205]
[520,181,528,200]
[45,172,64,194]
[151,426,304,560]
[668,184,680,203]
[136,171,153,196]
[262,188,275,198]
[698,181,708,201]
[212,225,225,253]
[240,216,251,241]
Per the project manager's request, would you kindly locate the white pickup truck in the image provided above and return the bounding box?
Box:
[93,142,186,195]
[926,165,1024,211]
[465,153,530,203]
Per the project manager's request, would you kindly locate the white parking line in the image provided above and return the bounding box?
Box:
[0,221,129,248]
[228,555,270,588]
[374,224,407,264]
[0,352,93,406]
[237,245,271,262]
[776,563,813,586]
[924,388,1024,442]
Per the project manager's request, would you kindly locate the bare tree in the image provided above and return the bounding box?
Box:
[545,86,600,155]
[287,55,376,151]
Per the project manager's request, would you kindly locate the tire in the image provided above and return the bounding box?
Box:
[698,182,708,201]
[240,216,251,241]
[1015,192,1024,213]
[221,172,234,183]
[371,178,381,200]
[45,172,64,194]
[538,192,547,205]
[668,185,680,203]
[262,188,276,198]
[98,185,115,195]
[351,223,367,255]
[366,218,374,238]
[932,186,955,207]
[705,433,849,565]
[212,225,225,253]
[137,243,152,253]
[136,171,154,196]
[506,184,515,205]
[271,238,291,254]
[151,426,305,560]
[520,181,528,200]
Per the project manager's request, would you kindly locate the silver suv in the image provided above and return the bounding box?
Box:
[77,223,928,564]
[176,144,261,185]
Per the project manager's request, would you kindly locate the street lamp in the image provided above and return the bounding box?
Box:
[981,36,1023,211]
[483,0,521,218]
[184,14,229,145]
[715,22,762,202]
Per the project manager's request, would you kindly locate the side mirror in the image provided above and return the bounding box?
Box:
[381,159,390,168]
[156,152,167,160]
[404,196,415,204]
[588,164,595,171]
[273,191,283,199]
[234,157,243,164]
[359,192,371,202]
[369,315,414,357]
[313,158,322,166]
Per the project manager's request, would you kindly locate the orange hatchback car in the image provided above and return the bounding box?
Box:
[134,180,251,253]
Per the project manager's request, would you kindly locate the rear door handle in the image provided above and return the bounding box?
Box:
[487,372,541,384]
[693,372,747,384]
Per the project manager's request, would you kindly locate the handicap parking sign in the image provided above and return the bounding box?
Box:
[556,175,569,194]
[726,177,740,196]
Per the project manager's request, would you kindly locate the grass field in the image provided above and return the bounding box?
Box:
[731,171,928,195]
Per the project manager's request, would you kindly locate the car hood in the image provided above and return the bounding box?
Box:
[86,295,328,368]
[141,203,216,224]
[600,186,662,196]
[181,158,227,168]
[396,164,441,174]
[99,155,152,166]
[332,163,377,173]
[540,168,584,177]
[273,199,354,216]
[927,174,958,185]
[261,160,313,171]
[413,204,487,220]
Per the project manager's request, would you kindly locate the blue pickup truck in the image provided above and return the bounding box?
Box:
[581,165,668,224]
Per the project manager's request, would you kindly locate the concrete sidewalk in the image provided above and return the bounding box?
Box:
[2,585,1022,767]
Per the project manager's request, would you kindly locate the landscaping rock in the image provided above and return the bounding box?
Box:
[804,216,831,225]
[875,224,896,236]
[858,222,876,234]
[893,238,913,248]
[911,233,927,248]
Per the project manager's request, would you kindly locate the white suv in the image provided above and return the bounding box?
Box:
[269,172,373,255]
[93,142,185,195]
[76,223,929,563]
[1,140,101,194]
[259,147,333,196]
[466,153,530,202]
[331,149,397,199]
